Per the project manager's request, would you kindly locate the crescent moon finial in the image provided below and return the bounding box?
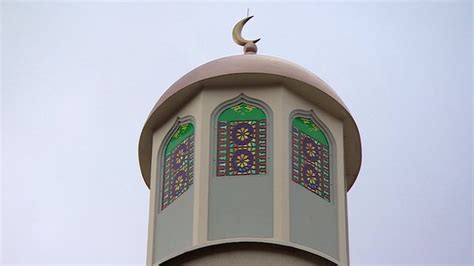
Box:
[232,16,260,54]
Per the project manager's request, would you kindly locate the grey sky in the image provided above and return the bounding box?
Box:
[1,1,472,265]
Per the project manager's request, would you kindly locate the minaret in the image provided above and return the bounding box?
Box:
[138,16,361,266]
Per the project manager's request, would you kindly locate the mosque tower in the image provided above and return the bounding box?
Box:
[138,16,362,266]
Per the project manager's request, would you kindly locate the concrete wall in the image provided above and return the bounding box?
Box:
[154,189,194,260]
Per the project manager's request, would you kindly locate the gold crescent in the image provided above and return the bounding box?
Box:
[232,16,261,46]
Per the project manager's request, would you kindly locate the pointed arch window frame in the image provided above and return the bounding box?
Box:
[157,116,196,211]
[289,110,337,203]
[210,94,273,179]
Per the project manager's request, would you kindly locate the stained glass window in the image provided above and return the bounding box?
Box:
[291,117,330,201]
[161,122,194,210]
[216,102,267,176]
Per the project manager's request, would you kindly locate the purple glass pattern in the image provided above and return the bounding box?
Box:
[217,120,267,176]
[161,135,194,210]
[291,128,330,201]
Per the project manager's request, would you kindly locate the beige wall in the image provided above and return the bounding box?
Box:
[148,83,349,265]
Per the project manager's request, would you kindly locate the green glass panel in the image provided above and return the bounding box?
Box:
[292,117,328,145]
[218,102,266,121]
[165,123,194,156]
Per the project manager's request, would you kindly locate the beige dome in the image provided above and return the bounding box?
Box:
[139,54,362,190]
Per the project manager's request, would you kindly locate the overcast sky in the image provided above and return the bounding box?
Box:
[2,1,472,265]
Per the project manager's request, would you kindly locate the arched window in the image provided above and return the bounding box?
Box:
[214,96,269,177]
[160,119,195,210]
[291,114,331,202]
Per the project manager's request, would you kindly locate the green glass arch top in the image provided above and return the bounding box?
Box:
[165,123,194,156]
[218,102,266,122]
[292,117,328,146]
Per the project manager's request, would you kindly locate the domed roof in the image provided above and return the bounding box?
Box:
[138,54,362,190]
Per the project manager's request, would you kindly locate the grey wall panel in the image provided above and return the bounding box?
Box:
[290,183,339,260]
[154,187,194,261]
[208,175,273,240]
